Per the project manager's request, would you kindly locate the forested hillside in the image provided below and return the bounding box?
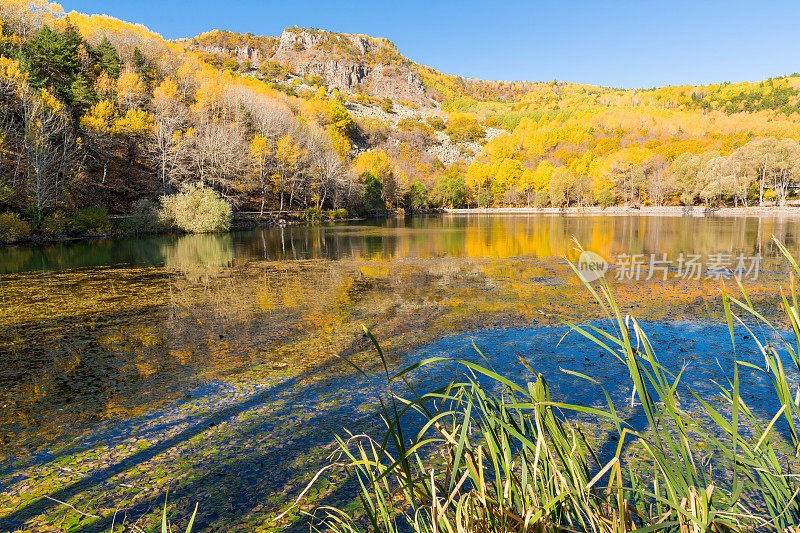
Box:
[183,25,800,210]
[2,0,800,243]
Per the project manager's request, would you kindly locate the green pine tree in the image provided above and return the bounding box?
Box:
[95,36,121,78]
[22,24,83,104]
[132,47,157,87]
[70,74,96,109]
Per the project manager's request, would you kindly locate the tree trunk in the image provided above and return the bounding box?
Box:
[279,173,285,211]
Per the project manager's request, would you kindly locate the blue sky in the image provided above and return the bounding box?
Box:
[61,0,800,89]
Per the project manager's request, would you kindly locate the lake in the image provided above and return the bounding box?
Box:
[1,214,799,532]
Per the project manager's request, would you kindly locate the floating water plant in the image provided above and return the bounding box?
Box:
[307,237,800,532]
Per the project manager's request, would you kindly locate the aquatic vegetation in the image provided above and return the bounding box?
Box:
[313,239,800,532]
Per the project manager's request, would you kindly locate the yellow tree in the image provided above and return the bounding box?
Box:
[94,71,115,100]
[518,168,536,206]
[549,167,576,207]
[492,158,523,205]
[250,134,270,215]
[465,161,492,206]
[153,78,182,193]
[80,99,118,183]
[116,67,146,111]
[353,150,399,207]
[2,57,72,213]
[273,134,303,211]
[115,108,154,180]
[597,146,653,204]
[0,0,63,39]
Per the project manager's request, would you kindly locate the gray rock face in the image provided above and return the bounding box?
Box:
[235,45,261,62]
[188,28,433,105]
[271,29,431,106]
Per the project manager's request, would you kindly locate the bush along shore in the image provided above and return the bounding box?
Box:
[283,238,800,532]
[0,185,355,246]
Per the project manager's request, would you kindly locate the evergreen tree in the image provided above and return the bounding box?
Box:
[132,47,156,87]
[95,36,121,78]
[70,74,96,109]
[360,172,384,210]
[22,24,83,104]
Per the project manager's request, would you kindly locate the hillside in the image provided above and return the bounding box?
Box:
[182,26,800,115]
[2,2,800,243]
[182,27,555,107]
[182,26,800,208]
[185,28,430,106]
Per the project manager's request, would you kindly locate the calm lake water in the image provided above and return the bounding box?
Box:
[1,214,799,532]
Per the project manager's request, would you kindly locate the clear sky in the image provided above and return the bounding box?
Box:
[60,0,800,89]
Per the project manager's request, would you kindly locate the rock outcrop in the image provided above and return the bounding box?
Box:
[186,28,434,106]
[270,29,431,106]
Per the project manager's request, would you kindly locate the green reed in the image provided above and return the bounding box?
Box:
[301,237,800,532]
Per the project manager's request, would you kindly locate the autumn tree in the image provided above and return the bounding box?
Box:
[79,99,117,182]
[273,134,303,211]
[152,77,184,193]
[250,134,270,215]
[115,66,146,111]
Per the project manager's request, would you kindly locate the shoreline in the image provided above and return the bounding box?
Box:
[0,215,363,248]
[432,206,800,217]
[3,206,800,248]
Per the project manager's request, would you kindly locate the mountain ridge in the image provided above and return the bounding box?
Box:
[181,26,549,106]
[180,26,800,116]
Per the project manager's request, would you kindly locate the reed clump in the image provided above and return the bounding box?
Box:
[305,238,800,532]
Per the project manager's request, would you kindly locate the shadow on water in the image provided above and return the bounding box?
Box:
[411,320,798,459]
[1,309,797,530]
[1,353,379,531]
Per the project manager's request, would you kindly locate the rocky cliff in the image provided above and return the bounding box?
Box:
[271,29,431,105]
[187,28,434,106]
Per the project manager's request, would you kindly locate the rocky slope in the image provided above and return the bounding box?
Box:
[186,27,434,106]
[273,29,431,105]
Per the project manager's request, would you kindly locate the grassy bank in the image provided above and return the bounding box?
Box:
[307,239,800,532]
[0,208,355,247]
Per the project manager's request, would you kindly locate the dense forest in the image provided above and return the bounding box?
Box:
[1,0,800,242]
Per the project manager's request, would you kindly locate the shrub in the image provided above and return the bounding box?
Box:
[446,113,485,143]
[303,206,322,223]
[397,118,433,136]
[0,212,31,243]
[426,116,446,131]
[334,208,348,219]
[40,211,69,234]
[70,206,109,233]
[161,184,232,233]
[119,199,165,235]
[380,97,394,114]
